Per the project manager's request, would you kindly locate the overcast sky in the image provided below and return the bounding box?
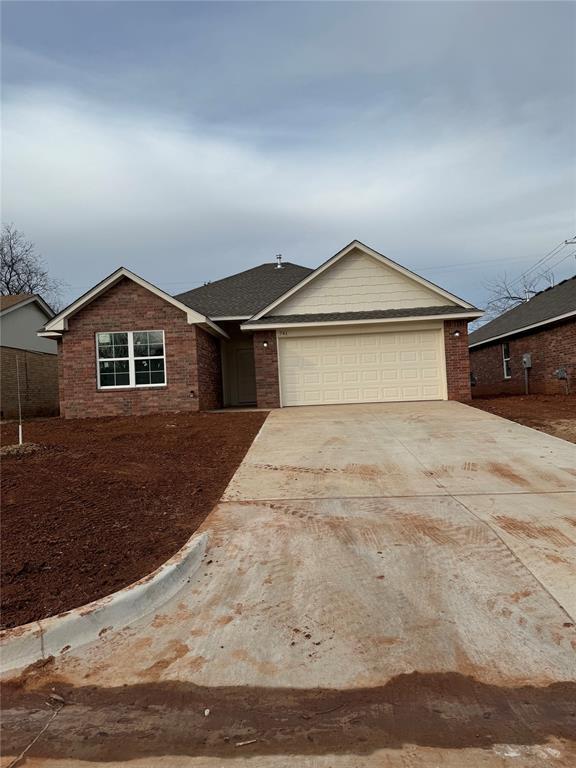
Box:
[2,1,575,307]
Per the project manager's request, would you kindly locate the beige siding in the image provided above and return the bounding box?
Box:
[277,248,455,315]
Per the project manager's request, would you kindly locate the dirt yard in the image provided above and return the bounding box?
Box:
[1,410,267,630]
[470,394,576,444]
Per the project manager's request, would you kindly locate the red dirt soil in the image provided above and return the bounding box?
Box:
[1,411,267,630]
[470,394,576,444]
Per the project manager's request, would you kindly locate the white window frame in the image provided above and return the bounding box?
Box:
[502,342,511,380]
[96,330,167,390]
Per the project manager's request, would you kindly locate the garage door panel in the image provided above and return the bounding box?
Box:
[279,329,446,406]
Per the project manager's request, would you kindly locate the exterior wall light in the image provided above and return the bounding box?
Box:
[453,331,461,337]
[263,341,268,347]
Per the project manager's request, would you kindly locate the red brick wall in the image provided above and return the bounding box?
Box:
[0,346,59,419]
[470,318,576,397]
[253,330,280,408]
[444,319,472,401]
[196,326,222,410]
[58,277,217,418]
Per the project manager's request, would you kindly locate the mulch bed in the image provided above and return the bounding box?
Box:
[470,393,576,444]
[1,410,267,630]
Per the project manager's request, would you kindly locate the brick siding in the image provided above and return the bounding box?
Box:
[444,319,472,401]
[57,277,221,418]
[196,326,222,410]
[253,330,280,408]
[470,318,575,397]
[0,346,59,419]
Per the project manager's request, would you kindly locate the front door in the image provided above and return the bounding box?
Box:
[235,347,257,405]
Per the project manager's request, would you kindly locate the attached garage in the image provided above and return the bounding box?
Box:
[278,324,447,406]
[241,240,482,407]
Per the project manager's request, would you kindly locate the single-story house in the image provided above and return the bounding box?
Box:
[0,294,59,419]
[39,240,482,419]
[469,275,575,396]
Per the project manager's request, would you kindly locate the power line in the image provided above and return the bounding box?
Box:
[540,248,576,277]
[63,237,576,293]
[510,235,575,287]
[415,253,544,273]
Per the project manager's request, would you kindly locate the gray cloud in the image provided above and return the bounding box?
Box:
[2,1,575,307]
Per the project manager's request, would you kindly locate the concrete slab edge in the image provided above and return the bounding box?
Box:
[0,531,208,674]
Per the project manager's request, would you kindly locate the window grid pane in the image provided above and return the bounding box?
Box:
[502,343,511,379]
[99,359,130,387]
[134,354,165,386]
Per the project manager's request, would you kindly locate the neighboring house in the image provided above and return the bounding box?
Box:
[39,240,482,419]
[0,294,59,419]
[469,276,575,396]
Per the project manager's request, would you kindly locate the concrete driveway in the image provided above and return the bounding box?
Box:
[2,402,576,767]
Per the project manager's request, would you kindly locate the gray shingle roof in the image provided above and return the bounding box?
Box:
[469,275,576,347]
[174,262,312,318]
[244,305,476,325]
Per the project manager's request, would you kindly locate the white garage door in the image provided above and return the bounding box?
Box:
[278,329,446,406]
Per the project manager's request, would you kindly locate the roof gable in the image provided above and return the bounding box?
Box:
[469,275,576,347]
[175,262,312,318]
[248,241,476,322]
[42,268,227,338]
[0,294,55,319]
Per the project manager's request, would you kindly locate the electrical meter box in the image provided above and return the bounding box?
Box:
[522,353,532,369]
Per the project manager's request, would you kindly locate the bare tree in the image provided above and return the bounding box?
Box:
[0,224,65,309]
[481,268,555,322]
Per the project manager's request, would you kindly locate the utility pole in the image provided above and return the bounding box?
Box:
[16,357,23,445]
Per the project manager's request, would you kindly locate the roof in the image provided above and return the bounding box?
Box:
[0,294,55,318]
[0,294,34,311]
[469,275,576,348]
[40,268,228,339]
[248,240,478,322]
[175,262,313,318]
[244,305,479,327]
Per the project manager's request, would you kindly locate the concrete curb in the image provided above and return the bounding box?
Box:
[0,531,208,674]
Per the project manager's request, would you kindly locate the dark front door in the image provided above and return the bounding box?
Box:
[235,347,257,405]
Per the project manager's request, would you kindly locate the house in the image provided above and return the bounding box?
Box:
[469,275,575,396]
[39,240,482,419]
[0,294,59,419]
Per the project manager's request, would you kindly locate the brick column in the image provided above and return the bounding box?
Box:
[444,319,471,401]
[253,330,280,409]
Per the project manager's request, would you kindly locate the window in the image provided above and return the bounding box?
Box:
[133,331,166,386]
[97,331,166,389]
[502,342,511,379]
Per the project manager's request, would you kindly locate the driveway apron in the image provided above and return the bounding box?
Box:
[2,401,576,767]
